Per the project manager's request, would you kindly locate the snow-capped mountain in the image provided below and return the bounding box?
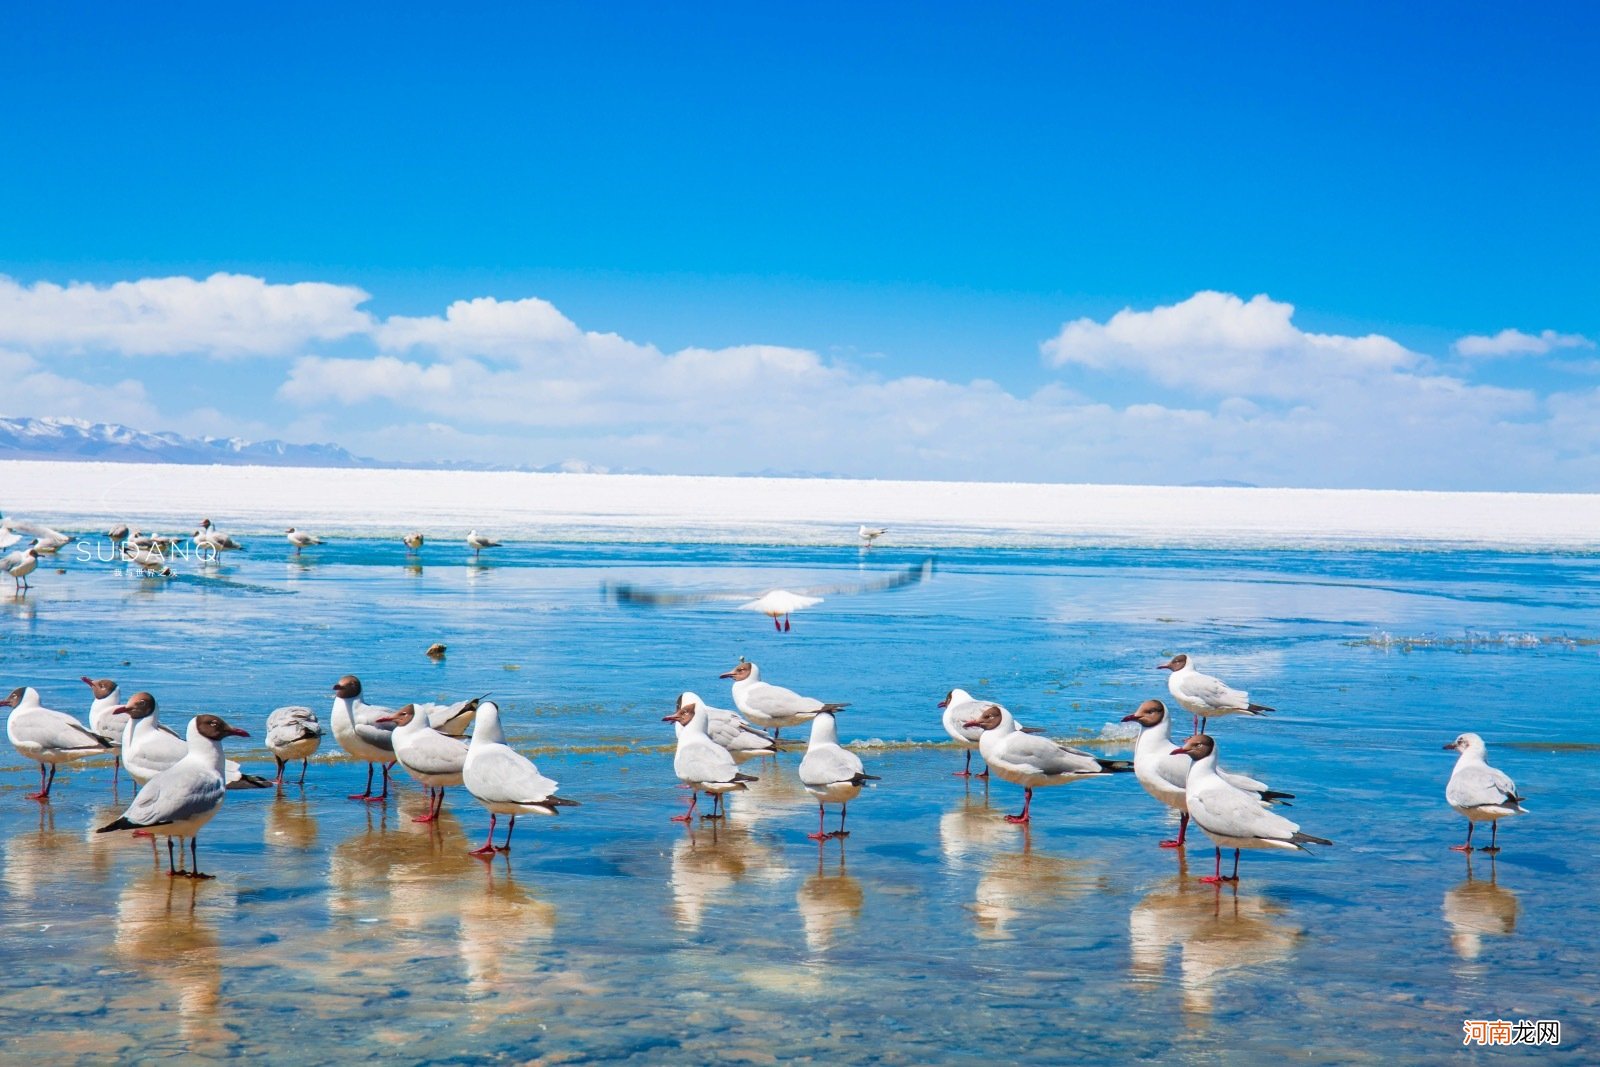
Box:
[0,416,372,468]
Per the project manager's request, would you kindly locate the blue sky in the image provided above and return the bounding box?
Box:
[1,4,1596,488]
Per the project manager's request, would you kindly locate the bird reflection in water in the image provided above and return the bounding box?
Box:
[113,870,231,1051]
[1128,855,1302,1019]
[264,794,319,851]
[723,759,814,830]
[7,804,118,901]
[1443,853,1518,962]
[970,829,1100,940]
[457,855,559,1014]
[796,841,863,955]
[938,791,1014,870]
[670,819,789,932]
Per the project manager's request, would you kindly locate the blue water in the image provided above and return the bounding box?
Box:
[1,539,1596,1063]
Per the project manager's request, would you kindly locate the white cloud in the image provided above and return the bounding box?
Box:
[1452,327,1595,359]
[0,349,160,426]
[0,273,372,357]
[1041,291,1419,399]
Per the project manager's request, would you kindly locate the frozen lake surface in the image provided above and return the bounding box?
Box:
[1,533,1596,1063]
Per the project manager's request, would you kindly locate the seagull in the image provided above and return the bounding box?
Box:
[97,713,250,879]
[285,527,324,555]
[10,521,75,554]
[330,674,398,802]
[403,532,425,553]
[604,557,934,632]
[0,514,19,550]
[1172,733,1331,883]
[3,545,40,590]
[265,706,322,786]
[1122,699,1293,848]
[83,676,129,787]
[122,545,175,576]
[410,695,483,738]
[721,659,847,741]
[193,518,244,559]
[462,700,578,855]
[857,525,888,547]
[675,691,779,763]
[467,530,501,558]
[108,523,131,545]
[964,704,1133,824]
[378,704,468,823]
[116,693,272,789]
[663,701,759,821]
[1444,733,1527,853]
[1158,654,1273,734]
[939,688,1002,777]
[2,686,115,800]
[797,709,879,840]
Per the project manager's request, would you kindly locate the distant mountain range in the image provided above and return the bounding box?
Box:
[0,415,646,474]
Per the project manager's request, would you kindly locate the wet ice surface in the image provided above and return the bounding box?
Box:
[2,541,1597,1063]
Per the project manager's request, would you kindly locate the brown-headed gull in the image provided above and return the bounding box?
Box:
[9,520,74,554]
[857,525,887,546]
[721,659,847,741]
[674,690,778,763]
[1444,733,1526,853]
[462,700,577,854]
[663,701,758,821]
[467,530,501,558]
[3,545,40,590]
[1123,699,1292,848]
[3,686,115,799]
[122,545,174,577]
[84,676,129,787]
[939,688,1049,777]
[1159,654,1273,734]
[1171,733,1331,883]
[403,531,425,552]
[604,557,933,632]
[117,693,271,789]
[265,705,322,786]
[330,674,398,802]
[964,704,1132,824]
[379,703,468,823]
[193,518,244,557]
[797,709,879,840]
[108,523,131,545]
[285,527,324,555]
[97,713,250,878]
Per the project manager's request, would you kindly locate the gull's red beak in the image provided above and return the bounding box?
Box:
[375,715,395,724]
[936,699,949,709]
[1157,660,1178,671]
[1170,746,1188,756]
[1120,713,1138,722]
[229,727,250,738]
[718,671,736,679]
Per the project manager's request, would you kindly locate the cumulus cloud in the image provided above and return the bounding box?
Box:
[1452,327,1596,359]
[0,273,372,357]
[0,349,160,426]
[1041,291,1420,399]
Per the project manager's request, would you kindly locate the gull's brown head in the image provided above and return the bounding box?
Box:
[196,714,249,741]
[962,704,1005,731]
[333,675,362,699]
[1121,699,1167,727]
[719,660,753,681]
[1171,733,1215,760]
[1158,654,1189,672]
[82,676,118,699]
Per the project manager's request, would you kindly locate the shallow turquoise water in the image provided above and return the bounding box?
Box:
[1,540,1596,1063]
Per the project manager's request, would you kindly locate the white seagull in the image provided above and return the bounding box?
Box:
[797,709,879,840]
[3,545,41,590]
[379,704,468,823]
[116,693,271,789]
[467,530,501,558]
[938,689,1051,777]
[97,713,250,878]
[122,544,175,576]
[604,557,934,632]
[857,525,888,547]
[1159,654,1273,734]
[663,700,759,821]
[1122,699,1293,848]
[964,704,1133,824]
[2,686,116,800]
[265,705,323,786]
[285,527,324,555]
[462,700,578,855]
[1444,733,1527,854]
[9,520,75,554]
[84,676,129,787]
[330,674,398,802]
[410,695,483,738]
[721,659,847,741]
[1172,733,1331,883]
[675,690,779,763]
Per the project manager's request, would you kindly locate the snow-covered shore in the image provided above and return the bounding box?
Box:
[5,459,1598,549]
